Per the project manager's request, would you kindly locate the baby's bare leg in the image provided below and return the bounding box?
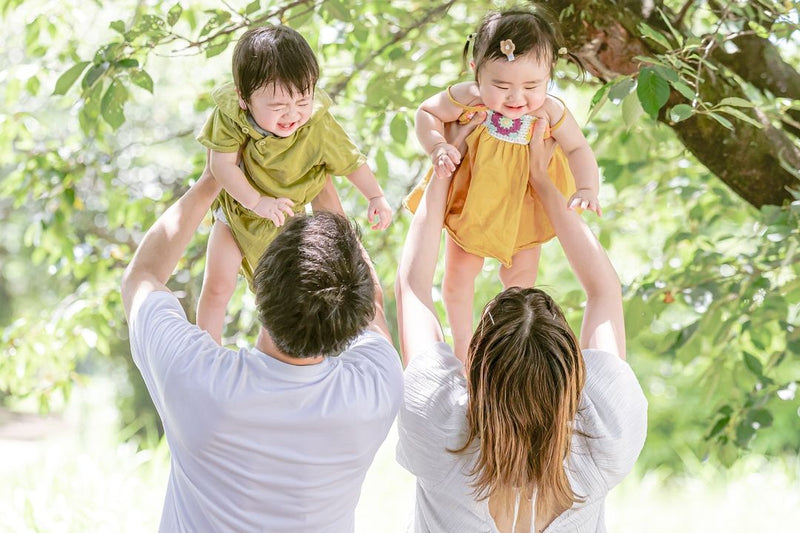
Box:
[311,175,345,216]
[197,220,243,344]
[499,246,541,289]
[443,235,485,364]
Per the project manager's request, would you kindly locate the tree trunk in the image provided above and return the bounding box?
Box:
[548,0,799,208]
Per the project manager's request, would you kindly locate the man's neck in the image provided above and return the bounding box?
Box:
[255,328,325,366]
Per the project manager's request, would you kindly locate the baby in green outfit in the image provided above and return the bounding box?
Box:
[197,24,392,344]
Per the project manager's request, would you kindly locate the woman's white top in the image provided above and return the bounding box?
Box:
[397,342,648,532]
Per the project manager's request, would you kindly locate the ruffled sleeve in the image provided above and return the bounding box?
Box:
[576,349,648,489]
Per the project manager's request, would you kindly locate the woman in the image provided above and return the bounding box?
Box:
[395,117,647,532]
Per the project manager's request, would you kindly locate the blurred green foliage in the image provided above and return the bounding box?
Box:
[0,0,798,475]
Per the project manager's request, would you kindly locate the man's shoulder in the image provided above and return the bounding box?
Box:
[339,331,402,380]
[337,331,403,401]
[341,330,398,360]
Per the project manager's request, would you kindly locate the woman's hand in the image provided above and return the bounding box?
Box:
[446,111,486,156]
[432,111,487,178]
[527,118,557,190]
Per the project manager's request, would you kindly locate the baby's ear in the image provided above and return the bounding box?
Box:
[236,90,247,110]
[469,60,476,71]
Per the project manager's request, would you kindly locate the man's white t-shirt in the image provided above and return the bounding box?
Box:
[129,291,404,533]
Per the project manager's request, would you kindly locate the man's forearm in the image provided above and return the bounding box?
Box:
[121,169,222,319]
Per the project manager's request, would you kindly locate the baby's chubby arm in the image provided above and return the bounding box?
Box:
[416,82,479,178]
[346,163,391,230]
[208,149,295,226]
[545,97,602,216]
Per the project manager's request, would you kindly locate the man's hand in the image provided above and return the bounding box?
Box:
[251,196,295,226]
[367,195,392,230]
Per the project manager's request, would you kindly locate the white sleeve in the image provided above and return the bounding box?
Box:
[577,349,648,488]
[128,291,219,418]
[396,342,469,486]
[340,331,404,420]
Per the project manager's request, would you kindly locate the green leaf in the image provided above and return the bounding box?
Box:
[608,77,635,101]
[743,351,763,377]
[587,83,610,123]
[206,36,232,58]
[53,61,89,95]
[390,114,408,144]
[101,79,128,129]
[657,6,683,47]
[81,62,108,90]
[637,22,672,50]
[669,104,693,122]
[705,111,734,130]
[717,97,754,108]
[116,58,139,69]
[669,79,695,101]
[673,320,700,351]
[636,67,670,119]
[245,0,260,15]
[715,106,763,129]
[747,20,770,39]
[26,75,41,96]
[198,10,231,37]
[130,68,154,93]
[735,419,756,447]
[375,148,388,178]
[621,91,644,127]
[650,64,679,83]
[110,20,126,34]
[717,442,738,467]
[323,0,351,21]
[748,408,773,428]
[706,415,729,439]
[167,3,183,26]
[79,81,104,134]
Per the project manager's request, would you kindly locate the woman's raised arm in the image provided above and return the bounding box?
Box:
[527,121,626,359]
[395,113,484,365]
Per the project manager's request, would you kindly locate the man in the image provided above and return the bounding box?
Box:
[121,167,403,532]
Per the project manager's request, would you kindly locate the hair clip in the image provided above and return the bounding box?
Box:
[558,47,568,56]
[500,39,516,61]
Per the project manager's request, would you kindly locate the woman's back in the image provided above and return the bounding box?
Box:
[397,343,646,532]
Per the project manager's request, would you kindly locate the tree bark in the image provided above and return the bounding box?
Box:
[548,0,799,208]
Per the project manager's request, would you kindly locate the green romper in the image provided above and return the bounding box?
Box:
[197,84,366,286]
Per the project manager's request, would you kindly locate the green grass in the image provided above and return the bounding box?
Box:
[1,379,798,532]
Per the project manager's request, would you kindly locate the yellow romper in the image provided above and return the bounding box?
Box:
[405,90,576,267]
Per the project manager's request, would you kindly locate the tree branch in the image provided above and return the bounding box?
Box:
[326,0,459,99]
[712,33,800,137]
[549,0,798,207]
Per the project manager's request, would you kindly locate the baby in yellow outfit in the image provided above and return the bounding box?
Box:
[409,6,601,362]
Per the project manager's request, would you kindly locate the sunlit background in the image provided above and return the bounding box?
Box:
[1,1,798,531]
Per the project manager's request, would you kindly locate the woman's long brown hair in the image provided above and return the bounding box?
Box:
[452,287,586,518]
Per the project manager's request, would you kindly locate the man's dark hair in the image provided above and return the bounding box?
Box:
[253,212,376,358]
[232,25,319,103]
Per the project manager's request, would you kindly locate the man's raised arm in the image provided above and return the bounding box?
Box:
[121,162,221,322]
